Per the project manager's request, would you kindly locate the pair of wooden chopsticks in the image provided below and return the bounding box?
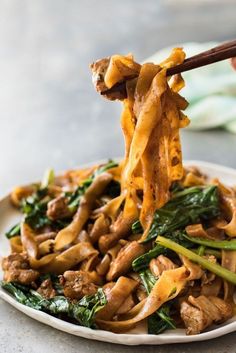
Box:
[167,39,236,75]
[102,39,236,97]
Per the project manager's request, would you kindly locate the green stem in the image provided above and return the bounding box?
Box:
[184,235,236,250]
[192,248,221,259]
[41,168,55,188]
[157,236,236,285]
[197,245,205,256]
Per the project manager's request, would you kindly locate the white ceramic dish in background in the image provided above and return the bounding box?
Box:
[0,160,236,345]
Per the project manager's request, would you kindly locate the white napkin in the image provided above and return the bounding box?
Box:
[145,42,236,132]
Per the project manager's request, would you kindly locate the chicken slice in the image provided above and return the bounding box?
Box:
[180,295,233,335]
[37,279,56,299]
[60,270,100,299]
[149,255,177,277]
[2,252,39,285]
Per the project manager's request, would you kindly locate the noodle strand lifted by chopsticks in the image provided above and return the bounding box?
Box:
[103,48,190,239]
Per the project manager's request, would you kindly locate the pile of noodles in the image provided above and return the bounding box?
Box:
[6,49,236,333]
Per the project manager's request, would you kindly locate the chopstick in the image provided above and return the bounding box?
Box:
[101,39,236,98]
[167,39,236,75]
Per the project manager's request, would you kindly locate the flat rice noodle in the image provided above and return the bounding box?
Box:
[96,276,138,321]
[10,236,23,253]
[104,54,141,89]
[123,69,167,188]
[94,194,125,222]
[220,212,236,237]
[140,116,170,232]
[222,250,236,300]
[29,253,57,269]
[96,254,111,276]
[96,266,188,332]
[20,222,38,259]
[54,173,112,250]
[41,242,98,274]
[213,179,236,237]
[106,164,122,183]
[160,48,186,70]
[59,165,98,187]
[182,172,206,187]
[180,256,203,280]
[38,239,54,256]
[185,224,224,240]
[80,253,99,272]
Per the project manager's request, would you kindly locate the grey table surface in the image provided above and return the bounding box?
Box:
[1,1,236,352]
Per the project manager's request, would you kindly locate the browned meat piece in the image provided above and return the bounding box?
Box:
[47,196,71,220]
[2,252,39,285]
[37,279,56,299]
[180,295,233,335]
[149,255,177,277]
[60,270,99,299]
[98,217,134,254]
[89,214,110,243]
[90,58,110,94]
[106,241,145,281]
[90,55,141,101]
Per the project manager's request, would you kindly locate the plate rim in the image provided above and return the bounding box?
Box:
[1,159,236,345]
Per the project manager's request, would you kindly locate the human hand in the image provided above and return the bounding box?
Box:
[231,57,236,70]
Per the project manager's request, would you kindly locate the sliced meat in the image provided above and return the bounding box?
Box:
[47,196,71,220]
[2,252,39,285]
[106,241,145,281]
[60,270,99,299]
[37,279,56,299]
[98,217,135,254]
[149,255,177,277]
[90,58,110,94]
[180,295,233,335]
[90,55,141,101]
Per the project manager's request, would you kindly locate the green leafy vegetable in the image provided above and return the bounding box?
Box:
[139,269,176,334]
[93,160,118,177]
[1,282,107,328]
[132,186,219,242]
[39,274,63,295]
[132,231,193,272]
[148,305,176,335]
[72,288,107,327]
[5,223,21,239]
[139,269,157,293]
[132,245,167,272]
[22,191,51,230]
[157,236,236,285]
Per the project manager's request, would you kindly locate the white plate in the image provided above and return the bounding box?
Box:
[1,160,236,345]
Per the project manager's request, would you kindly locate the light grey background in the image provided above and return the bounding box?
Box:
[0,1,236,352]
